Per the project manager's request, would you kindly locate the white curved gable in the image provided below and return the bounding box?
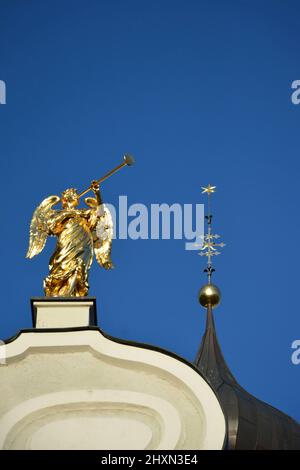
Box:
[0,328,226,450]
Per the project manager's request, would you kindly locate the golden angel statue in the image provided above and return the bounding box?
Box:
[26,181,113,297]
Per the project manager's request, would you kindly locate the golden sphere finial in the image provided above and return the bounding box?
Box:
[198,283,221,309]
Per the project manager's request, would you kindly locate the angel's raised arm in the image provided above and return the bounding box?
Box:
[26,195,60,259]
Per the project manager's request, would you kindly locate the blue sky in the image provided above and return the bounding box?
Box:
[1,0,300,422]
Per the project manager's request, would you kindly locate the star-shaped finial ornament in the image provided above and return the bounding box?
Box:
[201,184,216,195]
[197,183,225,277]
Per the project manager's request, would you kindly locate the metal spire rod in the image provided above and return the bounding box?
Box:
[198,184,225,284]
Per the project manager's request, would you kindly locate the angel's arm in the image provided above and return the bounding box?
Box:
[84,181,103,231]
[91,180,103,206]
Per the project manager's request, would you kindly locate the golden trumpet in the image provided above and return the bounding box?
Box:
[78,154,135,198]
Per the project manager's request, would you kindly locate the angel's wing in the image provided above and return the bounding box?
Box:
[26,195,60,259]
[94,203,114,269]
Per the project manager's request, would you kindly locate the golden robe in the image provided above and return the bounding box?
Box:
[44,207,99,297]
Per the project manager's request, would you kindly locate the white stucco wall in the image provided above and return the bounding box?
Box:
[0,312,226,450]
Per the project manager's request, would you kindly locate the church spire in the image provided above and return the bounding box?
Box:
[194,186,300,450]
[194,184,235,388]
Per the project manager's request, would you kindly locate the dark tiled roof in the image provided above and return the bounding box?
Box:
[194,307,300,450]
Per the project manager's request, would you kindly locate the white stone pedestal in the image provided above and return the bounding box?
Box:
[31,298,97,328]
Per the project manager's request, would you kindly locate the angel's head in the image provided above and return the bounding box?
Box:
[61,188,79,209]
